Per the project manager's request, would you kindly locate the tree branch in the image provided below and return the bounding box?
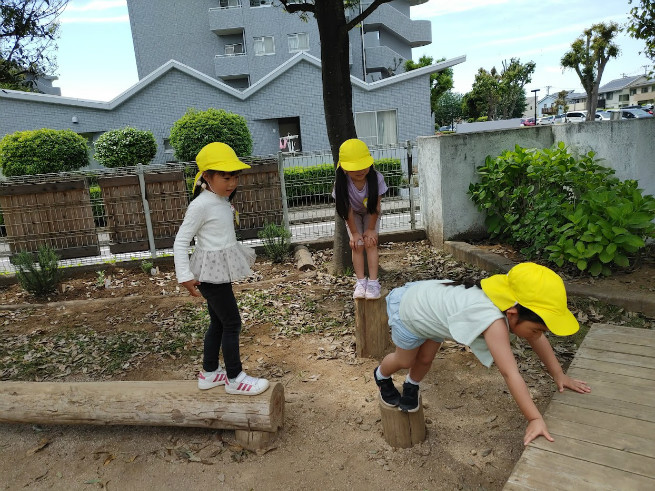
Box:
[347,0,393,31]
[279,1,315,14]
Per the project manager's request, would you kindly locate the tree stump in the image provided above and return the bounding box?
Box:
[379,398,426,448]
[354,291,392,359]
[293,245,315,271]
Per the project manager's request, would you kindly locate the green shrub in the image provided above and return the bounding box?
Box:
[258,223,292,263]
[282,158,404,202]
[475,116,489,122]
[88,184,106,227]
[468,142,655,276]
[94,127,157,168]
[0,129,88,176]
[10,245,61,296]
[169,108,253,161]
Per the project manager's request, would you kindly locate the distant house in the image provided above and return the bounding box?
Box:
[597,75,646,109]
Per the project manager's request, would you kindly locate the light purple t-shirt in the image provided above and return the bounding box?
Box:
[333,169,388,215]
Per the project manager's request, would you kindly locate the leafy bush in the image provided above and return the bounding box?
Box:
[475,116,489,122]
[0,129,88,176]
[169,108,253,161]
[258,223,292,263]
[94,127,157,168]
[468,142,655,275]
[282,158,404,202]
[10,245,61,296]
[88,184,106,227]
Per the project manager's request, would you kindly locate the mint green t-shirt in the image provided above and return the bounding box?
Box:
[398,281,507,367]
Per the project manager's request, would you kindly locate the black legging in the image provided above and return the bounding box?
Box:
[198,282,242,379]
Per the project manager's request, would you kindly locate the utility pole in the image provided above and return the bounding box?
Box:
[545,85,552,96]
[531,88,540,122]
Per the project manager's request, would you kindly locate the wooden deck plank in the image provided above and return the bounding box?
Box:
[574,346,655,369]
[530,434,655,479]
[547,401,655,438]
[545,418,655,459]
[504,325,655,490]
[504,447,655,490]
[568,356,655,380]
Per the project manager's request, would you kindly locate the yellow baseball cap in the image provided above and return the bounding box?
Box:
[194,142,250,186]
[480,262,579,336]
[337,138,374,172]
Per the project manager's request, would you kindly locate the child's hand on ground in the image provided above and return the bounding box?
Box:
[363,229,378,247]
[350,232,364,251]
[555,374,591,393]
[524,417,554,445]
[181,279,202,297]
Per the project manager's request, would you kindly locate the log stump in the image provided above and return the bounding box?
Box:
[293,245,315,271]
[379,398,426,448]
[0,381,284,450]
[354,291,392,359]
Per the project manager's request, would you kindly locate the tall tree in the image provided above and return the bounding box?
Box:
[433,90,463,129]
[0,0,69,91]
[553,90,570,115]
[404,55,454,115]
[497,58,535,119]
[628,0,655,68]
[465,67,501,120]
[279,0,393,273]
[561,22,620,121]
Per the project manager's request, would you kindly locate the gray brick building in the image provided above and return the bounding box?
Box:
[0,1,465,162]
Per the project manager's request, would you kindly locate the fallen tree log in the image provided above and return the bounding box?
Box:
[0,380,284,433]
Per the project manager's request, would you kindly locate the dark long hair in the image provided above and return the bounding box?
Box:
[442,279,545,324]
[193,169,239,201]
[334,166,379,220]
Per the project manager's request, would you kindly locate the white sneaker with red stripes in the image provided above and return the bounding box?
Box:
[197,366,227,390]
[225,371,270,396]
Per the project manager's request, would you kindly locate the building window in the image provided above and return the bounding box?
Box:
[253,36,275,56]
[630,88,637,95]
[288,33,309,53]
[354,109,398,146]
[224,43,244,55]
[606,92,613,100]
[250,0,272,6]
[619,94,629,102]
[220,0,241,7]
[642,87,649,93]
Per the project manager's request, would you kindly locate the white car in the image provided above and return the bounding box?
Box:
[538,115,555,125]
[565,111,588,123]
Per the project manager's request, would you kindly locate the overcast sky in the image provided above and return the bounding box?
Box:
[54,0,652,101]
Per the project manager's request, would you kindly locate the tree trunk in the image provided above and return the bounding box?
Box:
[314,1,357,274]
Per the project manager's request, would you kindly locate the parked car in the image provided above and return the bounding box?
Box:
[610,108,654,119]
[438,124,456,132]
[595,111,612,121]
[538,115,555,125]
[520,117,536,126]
[565,111,588,123]
[552,114,566,124]
[643,104,654,114]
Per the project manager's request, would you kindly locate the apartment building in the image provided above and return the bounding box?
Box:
[127,0,431,88]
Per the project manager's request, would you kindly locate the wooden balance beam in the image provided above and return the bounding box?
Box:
[0,380,284,450]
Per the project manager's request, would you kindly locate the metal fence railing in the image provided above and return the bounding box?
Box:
[0,142,420,275]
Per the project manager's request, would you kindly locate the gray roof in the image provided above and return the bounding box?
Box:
[598,75,644,93]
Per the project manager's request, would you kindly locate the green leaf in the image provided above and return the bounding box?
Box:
[576,259,588,271]
[614,253,630,267]
[589,261,602,276]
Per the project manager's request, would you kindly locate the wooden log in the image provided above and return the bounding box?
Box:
[293,245,315,271]
[354,291,392,359]
[379,398,426,448]
[0,381,284,434]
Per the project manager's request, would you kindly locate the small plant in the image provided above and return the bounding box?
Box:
[10,245,61,296]
[258,223,292,263]
[96,270,106,287]
[140,260,154,274]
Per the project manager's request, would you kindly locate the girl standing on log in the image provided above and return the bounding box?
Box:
[174,142,269,395]
[333,139,388,300]
[374,262,591,445]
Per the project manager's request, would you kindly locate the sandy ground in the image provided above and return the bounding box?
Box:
[1,240,653,490]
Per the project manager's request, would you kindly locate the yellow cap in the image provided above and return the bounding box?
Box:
[194,142,250,186]
[337,138,374,172]
[480,262,579,336]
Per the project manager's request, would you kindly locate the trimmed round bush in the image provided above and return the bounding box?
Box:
[169,108,253,161]
[94,127,157,168]
[0,129,89,176]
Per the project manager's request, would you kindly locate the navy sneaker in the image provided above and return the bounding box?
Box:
[374,367,401,407]
[399,381,420,413]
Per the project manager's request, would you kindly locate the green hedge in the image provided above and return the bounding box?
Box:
[94,127,157,168]
[283,158,404,202]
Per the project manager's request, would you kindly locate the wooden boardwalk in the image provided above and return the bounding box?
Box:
[505,324,655,490]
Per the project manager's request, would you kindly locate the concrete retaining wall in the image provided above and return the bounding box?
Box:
[418,118,655,245]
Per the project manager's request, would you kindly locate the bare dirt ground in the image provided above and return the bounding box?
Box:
[1,240,654,491]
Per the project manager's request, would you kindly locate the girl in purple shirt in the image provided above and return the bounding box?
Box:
[333,139,388,299]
